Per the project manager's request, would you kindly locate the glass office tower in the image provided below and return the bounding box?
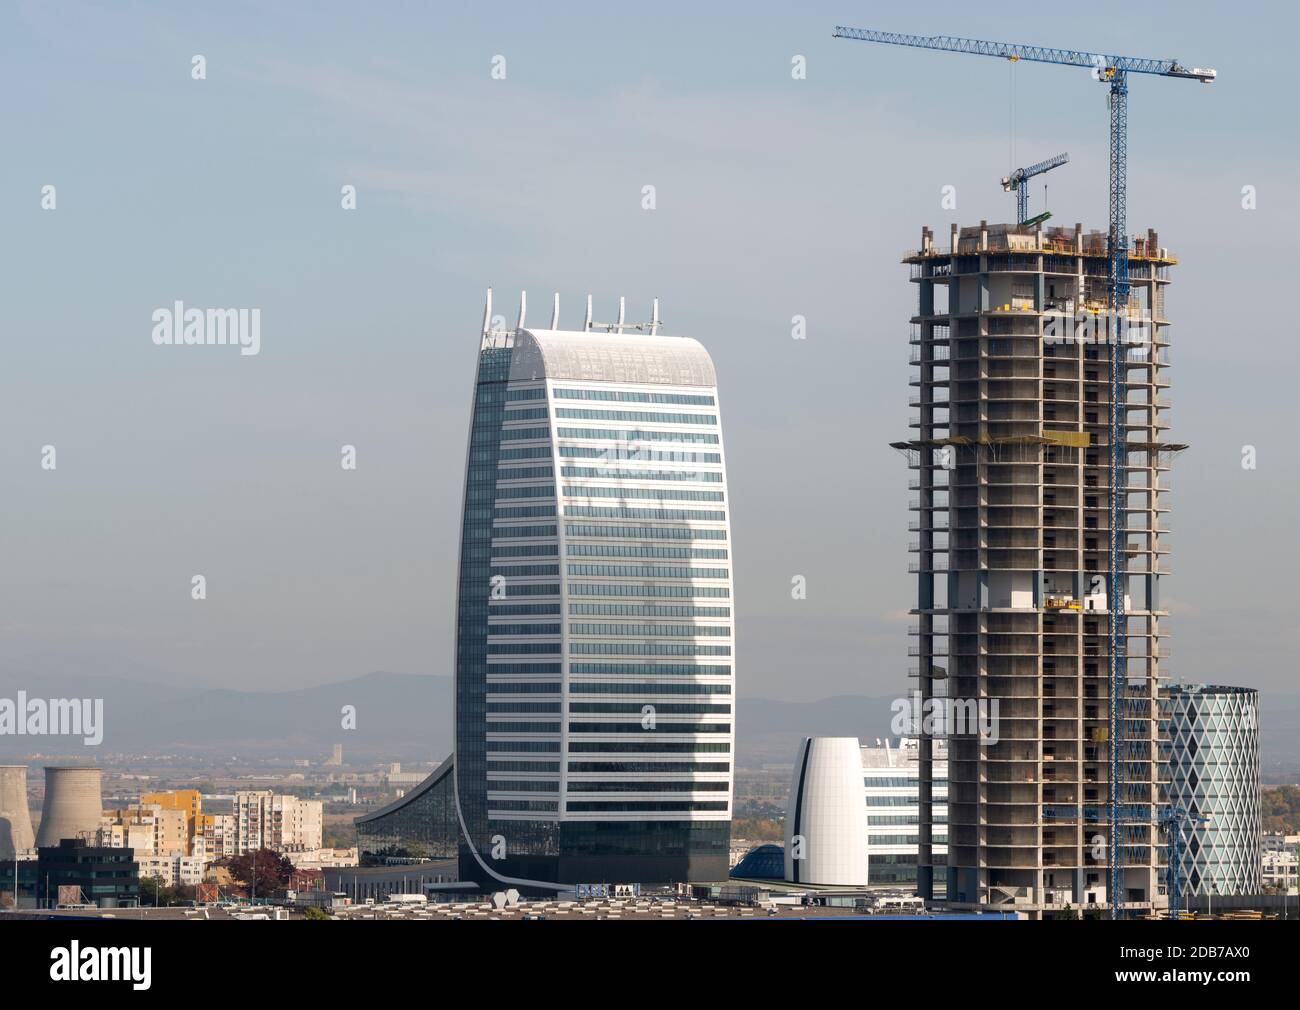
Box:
[453,294,734,887]
[1162,684,1262,896]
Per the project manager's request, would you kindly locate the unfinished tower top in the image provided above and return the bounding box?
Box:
[907,223,1176,264]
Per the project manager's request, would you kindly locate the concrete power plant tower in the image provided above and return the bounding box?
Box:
[0,765,36,859]
[36,766,103,848]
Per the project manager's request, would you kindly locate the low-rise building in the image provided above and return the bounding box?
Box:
[386,763,426,788]
[1263,849,1297,895]
[138,853,206,889]
[285,846,358,870]
[37,838,138,908]
[861,737,948,888]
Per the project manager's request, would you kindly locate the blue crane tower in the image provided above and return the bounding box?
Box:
[1160,806,1210,919]
[1002,152,1069,224]
[835,26,1215,920]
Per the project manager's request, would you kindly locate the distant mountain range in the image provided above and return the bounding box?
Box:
[0,670,447,763]
[2,671,1297,780]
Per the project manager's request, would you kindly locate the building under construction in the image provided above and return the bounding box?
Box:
[897,219,1180,918]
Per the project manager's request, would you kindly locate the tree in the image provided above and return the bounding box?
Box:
[138,874,177,907]
[225,849,294,894]
[1262,786,1300,833]
[303,905,330,920]
[1055,904,1079,920]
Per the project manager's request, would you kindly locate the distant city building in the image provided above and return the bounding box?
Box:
[36,838,138,908]
[1163,684,1262,896]
[231,790,323,855]
[141,788,201,822]
[141,789,201,854]
[138,853,206,889]
[284,846,360,871]
[100,803,188,858]
[386,763,426,788]
[861,737,948,886]
[325,744,344,767]
[101,789,207,860]
[1262,840,1298,896]
[198,812,236,859]
[0,859,39,908]
[325,863,460,905]
[783,737,869,886]
[1263,831,1300,853]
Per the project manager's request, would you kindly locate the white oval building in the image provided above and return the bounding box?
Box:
[784,737,869,886]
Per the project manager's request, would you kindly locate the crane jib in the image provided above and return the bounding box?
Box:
[831,27,1215,81]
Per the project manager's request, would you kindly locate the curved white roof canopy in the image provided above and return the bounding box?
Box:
[509,328,717,387]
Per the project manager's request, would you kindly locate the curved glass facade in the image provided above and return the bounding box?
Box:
[453,313,734,887]
[731,843,785,880]
[1162,685,1262,896]
[356,758,458,865]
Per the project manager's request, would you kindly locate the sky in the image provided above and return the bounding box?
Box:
[1,0,1297,704]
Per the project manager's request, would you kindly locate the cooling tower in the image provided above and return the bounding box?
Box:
[0,765,36,859]
[36,766,103,848]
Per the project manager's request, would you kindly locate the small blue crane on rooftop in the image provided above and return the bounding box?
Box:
[1002,152,1069,224]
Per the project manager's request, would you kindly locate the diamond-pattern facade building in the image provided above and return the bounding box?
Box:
[1162,684,1262,896]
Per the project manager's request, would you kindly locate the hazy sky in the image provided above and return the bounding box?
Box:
[2,1,1297,702]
